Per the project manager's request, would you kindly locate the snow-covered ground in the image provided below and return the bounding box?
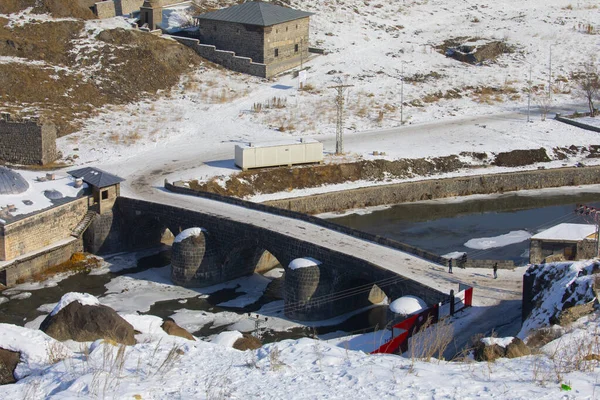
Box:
[0,261,599,399]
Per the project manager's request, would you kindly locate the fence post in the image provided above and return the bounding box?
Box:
[449,289,455,316]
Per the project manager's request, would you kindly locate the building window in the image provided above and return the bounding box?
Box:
[274,48,279,57]
[295,44,299,52]
[236,28,240,34]
[101,190,109,200]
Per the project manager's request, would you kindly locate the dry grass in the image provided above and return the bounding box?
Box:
[17,253,102,284]
[408,316,453,362]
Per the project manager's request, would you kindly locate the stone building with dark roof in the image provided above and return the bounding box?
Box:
[192,1,313,77]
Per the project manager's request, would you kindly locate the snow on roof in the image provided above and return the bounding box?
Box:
[50,292,101,316]
[289,257,321,270]
[237,138,320,149]
[531,223,597,242]
[389,295,427,315]
[173,227,206,243]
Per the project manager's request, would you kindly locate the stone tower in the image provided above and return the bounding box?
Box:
[139,0,163,30]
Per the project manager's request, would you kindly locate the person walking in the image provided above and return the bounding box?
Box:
[493,262,498,279]
[448,258,453,274]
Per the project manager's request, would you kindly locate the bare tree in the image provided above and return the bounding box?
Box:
[575,56,600,117]
[536,93,551,121]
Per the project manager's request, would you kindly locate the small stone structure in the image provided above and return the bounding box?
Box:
[186,1,313,78]
[529,223,598,264]
[0,113,58,166]
[0,168,125,286]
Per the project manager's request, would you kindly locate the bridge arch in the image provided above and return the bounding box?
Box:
[221,239,288,281]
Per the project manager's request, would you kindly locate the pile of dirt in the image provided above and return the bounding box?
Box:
[0,17,200,135]
[492,148,550,167]
[190,155,466,198]
[0,0,96,19]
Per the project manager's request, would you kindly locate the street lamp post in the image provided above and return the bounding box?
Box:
[527,62,532,123]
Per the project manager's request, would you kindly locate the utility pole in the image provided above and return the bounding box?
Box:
[548,45,553,101]
[329,79,354,155]
[575,204,600,257]
[247,313,268,340]
[527,63,532,123]
[400,62,405,125]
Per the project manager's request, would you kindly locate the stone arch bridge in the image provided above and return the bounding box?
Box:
[86,196,452,321]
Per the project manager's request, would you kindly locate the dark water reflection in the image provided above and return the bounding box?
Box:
[330,190,600,264]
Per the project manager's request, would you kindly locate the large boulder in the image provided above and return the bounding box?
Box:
[40,301,135,345]
[473,341,506,362]
[505,338,531,358]
[0,348,19,385]
[233,333,262,351]
[161,319,195,341]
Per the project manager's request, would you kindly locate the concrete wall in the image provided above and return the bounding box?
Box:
[264,166,600,215]
[172,36,268,78]
[0,197,89,261]
[0,239,82,286]
[110,196,448,320]
[198,20,265,63]
[0,115,58,165]
[555,114,600,133]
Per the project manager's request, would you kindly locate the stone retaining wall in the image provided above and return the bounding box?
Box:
[0,239,82,286]
[264,166,600,215]
[172,36,268,78]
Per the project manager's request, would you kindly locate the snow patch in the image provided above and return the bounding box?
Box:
[211,331,243,348]
[50,292,100,316]
[173,227,206,243]
[389,295,427,315]
[481,336,515,348]
[288,257,321,270]
[464,230,532,250]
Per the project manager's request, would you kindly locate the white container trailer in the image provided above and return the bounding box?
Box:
[235,139,323,171]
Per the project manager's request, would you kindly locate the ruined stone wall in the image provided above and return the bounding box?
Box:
[1,239,83,286]
[94,0,144,18]
[263,17,310,71]
[1,197,89,261]
[577,239,597,260]
[0,116,58,165]
[265,166,600,215]
[172,36,267,78]
[198,20,265,62]
[93,1,116,18]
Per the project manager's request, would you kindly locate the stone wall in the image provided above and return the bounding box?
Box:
[172,36,268,78]
[0,115,58,165]
[265,166,600,215]
[464,259,515,270]
[0,239,82,286]
[198,20,265,62]
[263,17,310,71]
[0,197,89,261]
